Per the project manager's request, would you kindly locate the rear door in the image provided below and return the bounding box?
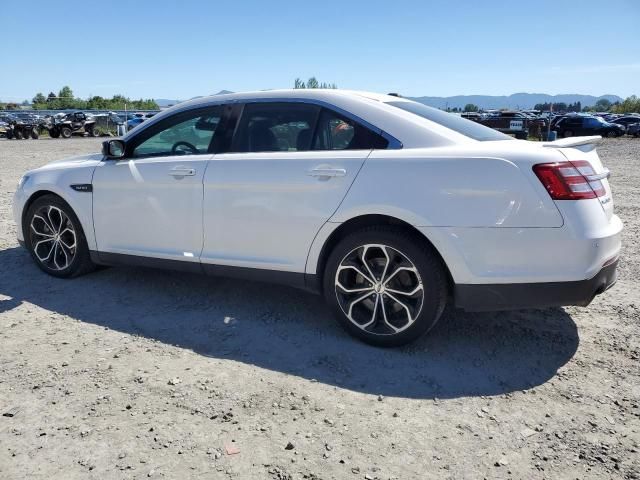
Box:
[200,102,388,273]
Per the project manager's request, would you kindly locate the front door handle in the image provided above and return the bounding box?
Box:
[308,167,347,178]
[169,166,196,177]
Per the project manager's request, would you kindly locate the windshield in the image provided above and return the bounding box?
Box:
[386,100,513,141]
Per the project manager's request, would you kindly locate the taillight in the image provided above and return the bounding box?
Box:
[533,160,606,200]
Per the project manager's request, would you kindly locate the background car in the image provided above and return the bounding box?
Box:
[609,115,640,131]
[126,116,146,130]
[555,115,625,137]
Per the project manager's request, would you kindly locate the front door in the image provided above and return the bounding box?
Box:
[93,106,224,263]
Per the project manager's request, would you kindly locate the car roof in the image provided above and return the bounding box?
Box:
[173,89,402,109]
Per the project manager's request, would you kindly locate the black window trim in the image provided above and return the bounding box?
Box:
[121,97,403,158]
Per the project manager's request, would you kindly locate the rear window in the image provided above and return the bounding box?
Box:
[386,101,513,142]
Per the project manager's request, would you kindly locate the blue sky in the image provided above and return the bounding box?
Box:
[2,0,638,101]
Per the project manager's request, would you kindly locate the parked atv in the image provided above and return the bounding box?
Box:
[2,114,39,139]
[47,111,100,138]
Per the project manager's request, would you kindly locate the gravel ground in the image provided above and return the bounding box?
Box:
[0,137,638,479]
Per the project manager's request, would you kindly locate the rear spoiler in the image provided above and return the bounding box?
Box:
[542,135,603,148]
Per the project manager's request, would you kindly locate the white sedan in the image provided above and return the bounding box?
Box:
[13,90,622,346]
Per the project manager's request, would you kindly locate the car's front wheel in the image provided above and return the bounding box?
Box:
[323,227,448,347]
[25,195,95,278]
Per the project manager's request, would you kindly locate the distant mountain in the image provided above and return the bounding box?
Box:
[156,91,623,110]
[408,93,623,110]
[155,98,181,108]
[155,90,233,108]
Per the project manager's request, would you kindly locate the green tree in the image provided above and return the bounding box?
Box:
[58,86,73,98]
[594,98,612,112]
[293,77,337,89]
[464,103,479,112]
[610,95,640,114]
[57,86,74,109]
[32,93,46,104]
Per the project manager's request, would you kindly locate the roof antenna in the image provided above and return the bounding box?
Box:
[387,93,402,97]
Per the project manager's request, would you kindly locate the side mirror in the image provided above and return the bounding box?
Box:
[102,139,125,159]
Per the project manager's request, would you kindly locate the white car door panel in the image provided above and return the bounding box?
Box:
[201,150,369,272]
[93,155,210,261]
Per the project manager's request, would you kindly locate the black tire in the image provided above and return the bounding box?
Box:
[323,226,448,347]
[606,130,619,138]
[88,125,100,137]
[15,130,23,140]
[50,128,60,138]
[563,130,573,138]
[24,194,95,278]
[61,127,72,138]
[6,129,14,140]
[31,128,39,139]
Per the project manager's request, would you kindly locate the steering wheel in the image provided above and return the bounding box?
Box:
[171,141,199,155]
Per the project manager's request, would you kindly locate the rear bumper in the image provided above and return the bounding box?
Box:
[454,259,618,311]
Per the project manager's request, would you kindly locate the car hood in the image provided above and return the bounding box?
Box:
[31,153,104,174]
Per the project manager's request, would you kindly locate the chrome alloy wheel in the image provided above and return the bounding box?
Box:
[30,205,77,271]
[335,244,424,335]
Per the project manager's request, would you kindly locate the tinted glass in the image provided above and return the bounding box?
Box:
[313,109,389,150]
[233,103,320,152]
[387,100,513,141]
[133,106,222,158]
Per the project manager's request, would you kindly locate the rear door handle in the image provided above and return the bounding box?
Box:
[169,166,196,177]
[308,167,347,178]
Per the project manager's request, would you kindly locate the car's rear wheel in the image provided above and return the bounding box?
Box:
[606,130,620,138]
[25,195,95,278]
[323,226,448,347]
[61,127,72,138]
[15,129,23,140]
[49,128,60,138]
[564,129,573,137]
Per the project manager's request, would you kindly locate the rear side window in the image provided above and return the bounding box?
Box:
[387,100,513,141]
[312,109,388,150]
[231,102,390,153]
[233,103,320,152]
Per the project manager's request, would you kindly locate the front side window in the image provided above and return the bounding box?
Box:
[132,106,223,158]
[312,109,389,150]
[233,103,320,153]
